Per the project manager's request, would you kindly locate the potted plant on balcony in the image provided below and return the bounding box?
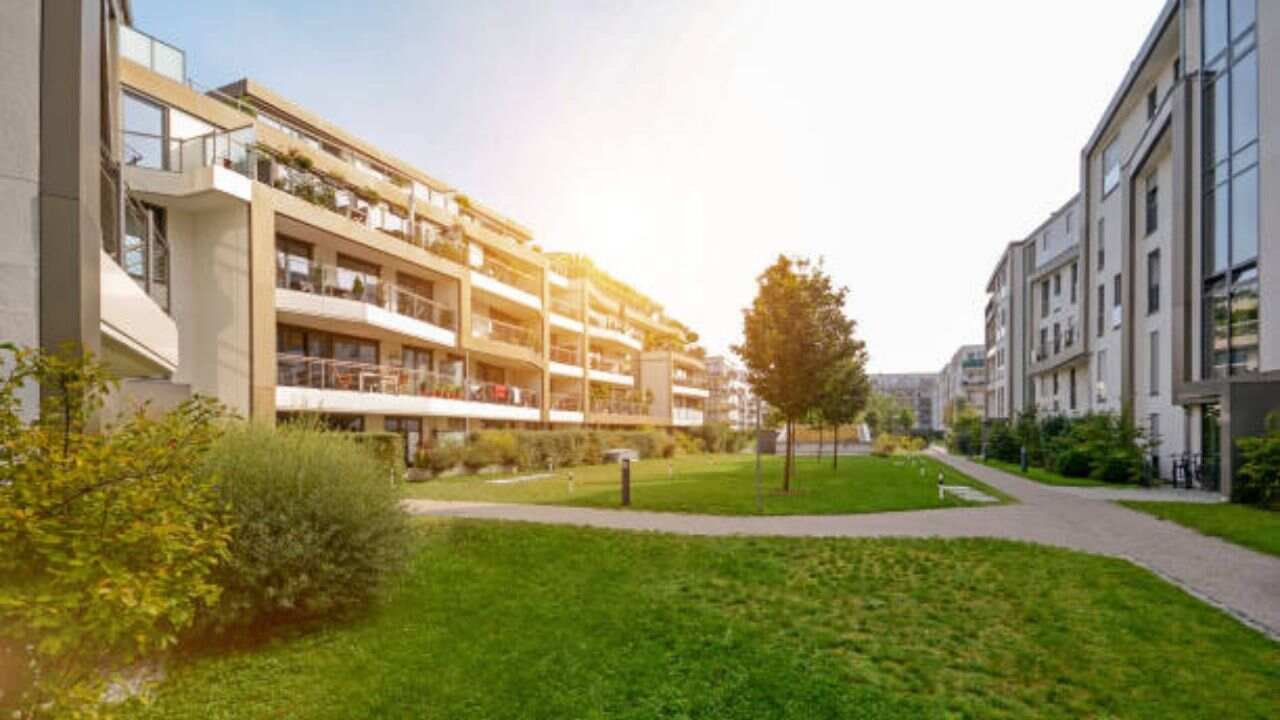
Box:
[354,186,382,206]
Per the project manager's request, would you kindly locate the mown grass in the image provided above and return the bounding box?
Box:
[402,454,1010,515]
[130,521,1279,719]
[1120,501,1280,557]
[979,457,1137,488]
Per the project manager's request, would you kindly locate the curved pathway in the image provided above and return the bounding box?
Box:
[405,451,1280,640]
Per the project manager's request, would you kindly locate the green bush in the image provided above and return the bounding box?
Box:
[0,344,232,716]
[465,430,519,469]
[352,431,406,483]
[425,443,466,474]
[1235,415,1280,507]
[1054,447,1092,478]
[986,421,1021,463]
[196,423,413,634]
[1093,449,1141,484]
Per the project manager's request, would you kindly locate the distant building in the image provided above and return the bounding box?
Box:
[869,373,938,432]
[936,345,986,429]
[705,355,763,430]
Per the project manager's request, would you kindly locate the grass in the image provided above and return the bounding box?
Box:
[1120,501,1280,557]
[130,521,1280,719]
[401,454,1010,515]
[980,457,1137,488]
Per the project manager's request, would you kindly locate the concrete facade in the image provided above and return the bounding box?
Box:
[936,344,986,429]
[869,373,938,432]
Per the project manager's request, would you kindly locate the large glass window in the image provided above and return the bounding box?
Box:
[275,236,314,291]
[335,255,381,303]
[1201,0,1258,378]
[1102,141,1120,196]
[122,92,166,169]
[1147,250,1161,314]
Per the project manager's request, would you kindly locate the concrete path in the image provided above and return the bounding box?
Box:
[404,451,1280,640]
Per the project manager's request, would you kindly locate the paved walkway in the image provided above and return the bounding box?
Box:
[405,451,1280,640]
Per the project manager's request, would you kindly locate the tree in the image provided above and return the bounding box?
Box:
[815,356,870,469]
[863,392,902,437]
[734,256,860,491]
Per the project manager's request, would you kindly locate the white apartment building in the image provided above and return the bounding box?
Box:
[705,355,762,431]
[936,344,986,429]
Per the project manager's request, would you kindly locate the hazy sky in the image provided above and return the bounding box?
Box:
[135,0,1166,372]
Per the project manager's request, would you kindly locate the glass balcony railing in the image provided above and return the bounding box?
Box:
[475,256,541,296]
[674,407,705,423]
[549,346,580,365]
[275,259,456,332]
[277,355,538,408]
[472,315,541,352]
[550,297,580,318]
[119,25,185,84]
[672,374,708,389]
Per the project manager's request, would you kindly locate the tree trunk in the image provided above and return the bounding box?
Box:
[817,424,823,462]
[782,419,792,492]
[833,425,839,470]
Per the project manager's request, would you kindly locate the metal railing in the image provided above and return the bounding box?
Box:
[550,297,580,318]
[472,315,540,351]
[476,256,540,295]
[672,373,708,389]
[550,393,583,412]
[277,355,537,408]
[274,260,456,331]
[590,398,651,416]
[673,407,705,423]
[589,355,632,375]
[549,346,580,365]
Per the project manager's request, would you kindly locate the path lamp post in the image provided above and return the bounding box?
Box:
[620,457,631,506]
[754,397,764,514]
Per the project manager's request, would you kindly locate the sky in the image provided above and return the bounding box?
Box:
[134,0,1168,373]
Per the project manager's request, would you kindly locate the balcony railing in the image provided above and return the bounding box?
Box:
[674,407,705,423]
[275,260,456,332]
[119,25,185,83]
[589,355,633,375]
[672,374,708,389]
[550,297,580,318]
[590,398,650,416]
[550,393,583,412]
[472,315,541,352]
[549,346,580,365]
[277,355,538,408]
[476,256,540,296]
[587,313,644,343]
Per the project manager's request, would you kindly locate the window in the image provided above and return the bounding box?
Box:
[1097,285,1105,337]
[1065,212,1073,234]
[1174,58,1181,81]
[1041,233,1048,252]
[1054,273,1061,297]
[1070,263,1078,303]
[1149,413,1160,443]
[120,202,169,311]
[336,255,380,303]
[1053,323,1061,354]
[1053,373,1059,396]
[1147,87,1158,120]
[275,236,313,291]
[1097,218,1106,270]
[1096,349,1107,401]
[1041,282,1049,318]
[1102,140,1121,196]
[122,91,167,169]
[1147,250,1161,314]
[1113,274,1122,307]
[1150,330,1160,395]
[1040,327,1047,354]
[1069,368,1077,410]
[1145,181,1159,235]
[1200,1,1259,379]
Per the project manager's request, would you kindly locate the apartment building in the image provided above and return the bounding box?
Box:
[4,12,707,460]
[982,241,1031,420]
[1026,197,1089,418]
[981,0,1276,494]
[869,373,938,432]
[935,344,986,430]
[2,0,135,420]
[705,355,763,431]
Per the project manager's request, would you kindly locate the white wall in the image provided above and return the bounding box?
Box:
[0,0,42,419]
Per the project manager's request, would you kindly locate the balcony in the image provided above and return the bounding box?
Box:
[471,256,542,310]
[275,355,540,421]
[588,354,634,386]
[589,397,651,418]
[549,393,585,424]
[586,312,644,351]
[119,25,184,84]
[672,372,710,398]
[549,297,585,333]
[673,407,705,427]
[471,315,541,353]
[548,346,584,378]
[275,260,457,348]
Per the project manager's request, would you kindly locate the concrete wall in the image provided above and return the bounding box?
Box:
[0,0,42,419]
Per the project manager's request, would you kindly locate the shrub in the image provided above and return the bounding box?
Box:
[425,442,466,474]
[986,421,1021,463]
[1093,450,1140,484]
[352,431,406,483]
[465,430,519,470]
[1055,447,1092,478]
[1235,415,1280,507]
[872,433,920,456]
[0,344,232,716]
[195,423,412,634]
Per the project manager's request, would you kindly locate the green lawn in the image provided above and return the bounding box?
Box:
[1120,501,1280,557]
[130,521,1279,719]
[402,454,1010,515]
[980,458,1137,488]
